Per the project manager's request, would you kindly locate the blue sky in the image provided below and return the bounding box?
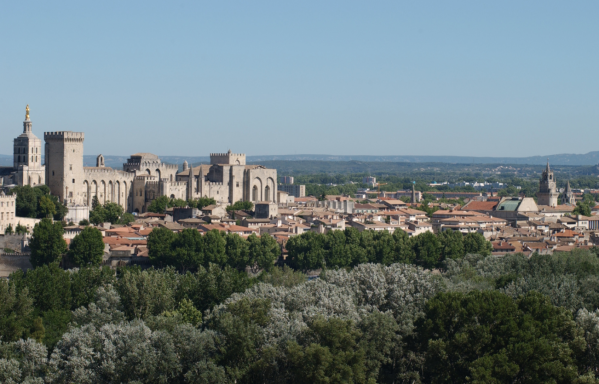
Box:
[1,1,598,157]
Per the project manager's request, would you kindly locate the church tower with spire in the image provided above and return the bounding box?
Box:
[537,160,559,207]
[12,105,45,186]
[561,180,575,205]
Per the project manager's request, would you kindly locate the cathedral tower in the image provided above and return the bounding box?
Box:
[13,105,45,185]
[537,161,559,207]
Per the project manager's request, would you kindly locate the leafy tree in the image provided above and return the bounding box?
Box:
[89,202,105,225]
[177,264,257,313]
[11,185,38,218]
[203,229,227,266]
[162,298,202,327]
[171,228,205,272]
[188,197,217,210]
[68,226,105,267]
[463,232,492,256]
[91,195,100,211]
[37,195,56,218]
[29,218,67,268]
[103,202,124,223]
[119,212,135,225]
[225,233,250,271]
[574,201,592,216]
[116,267,178,320]
[49,194,68,221]
[70,266,116,309]
[5,224,14,235]
[419,290,583,383]
[324,229,352,268]
[392,229,415,264]
[287,316,367,384]
[411,231,442,269]
[147,195,170,213]
[0,280,33,342]
[15,223,28,235]
[226,200,254,212]
[247,233,280,272]
[31,317,45,343]
[79,219,90,226]
[148,227,177,267]
[438,229,465,260]
[286,231,326,271]
[10,263,72,313]
[258,265,307,287]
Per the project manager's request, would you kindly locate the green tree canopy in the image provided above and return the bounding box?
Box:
[68,226,105,267]
[226,201,254,212]
[29,218,67,268]
[419,290,583,383]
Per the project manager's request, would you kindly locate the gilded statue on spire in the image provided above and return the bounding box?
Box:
[25,105,30,120]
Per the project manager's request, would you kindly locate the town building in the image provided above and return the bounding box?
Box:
[177,150,278,206]
[278,183,306,198]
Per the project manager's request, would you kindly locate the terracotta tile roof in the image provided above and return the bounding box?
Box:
[461,201,498,211]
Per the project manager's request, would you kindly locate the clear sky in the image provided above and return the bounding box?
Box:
[1,1,598,158]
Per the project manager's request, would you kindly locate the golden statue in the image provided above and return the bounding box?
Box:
[25,105,30,120]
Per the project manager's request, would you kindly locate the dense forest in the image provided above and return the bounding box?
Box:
[5,246,599,382]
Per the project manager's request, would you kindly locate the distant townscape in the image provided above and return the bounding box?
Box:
[3,108,599,383]
[0,106,594,272]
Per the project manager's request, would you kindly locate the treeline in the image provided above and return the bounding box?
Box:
[286,228,492,270]
[6,251,599,382]
[0,263,260,349]
[148,228,281,272]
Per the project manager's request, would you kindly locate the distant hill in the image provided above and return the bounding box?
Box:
[1,152,598,169]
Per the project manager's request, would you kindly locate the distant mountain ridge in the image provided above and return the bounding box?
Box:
[1,152,598,168]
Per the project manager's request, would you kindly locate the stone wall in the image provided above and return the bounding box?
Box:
[0,253,32,278]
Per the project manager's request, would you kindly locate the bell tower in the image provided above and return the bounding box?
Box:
[537,160,559,207]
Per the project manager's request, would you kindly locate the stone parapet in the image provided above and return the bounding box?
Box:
[44,131,85,142]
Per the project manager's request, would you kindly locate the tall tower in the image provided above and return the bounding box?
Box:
[44,131,85,205]
[561,180,575,205]
[13,105,44,185]
[537,160,559,207]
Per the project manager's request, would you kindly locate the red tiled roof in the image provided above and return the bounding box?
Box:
[461,201,498,211]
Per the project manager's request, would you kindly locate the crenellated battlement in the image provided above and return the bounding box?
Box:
[164,181,186,187]
[210,151,246,166]
[210,152,244,157]
[44,131,85,142]
[136,175,156,181]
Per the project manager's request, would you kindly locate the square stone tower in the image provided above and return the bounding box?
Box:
[537,161,559,207]
[44,131,85,205]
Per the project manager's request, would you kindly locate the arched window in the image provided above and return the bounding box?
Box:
[252,185,258,201]
[17,148,20,154]
[17,155,20,162]
[265,186,270,202]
